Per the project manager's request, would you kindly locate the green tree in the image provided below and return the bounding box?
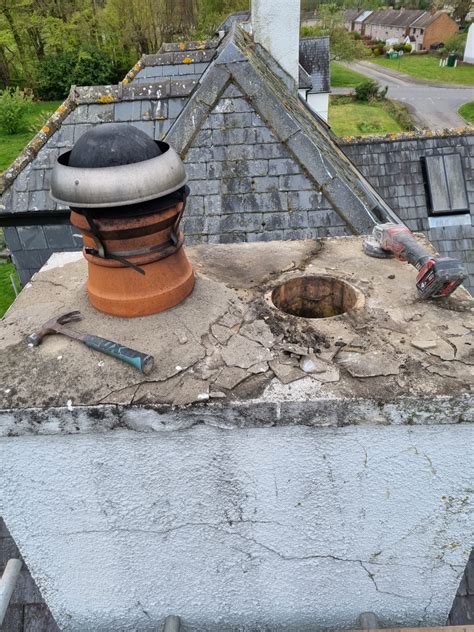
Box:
[0,86,32,133]
[301,7,368,63]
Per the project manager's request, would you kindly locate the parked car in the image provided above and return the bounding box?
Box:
[430,42,444,50]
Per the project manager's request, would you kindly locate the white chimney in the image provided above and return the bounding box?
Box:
[251,0,301,86]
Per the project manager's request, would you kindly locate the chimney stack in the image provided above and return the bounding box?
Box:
[251,0,301,86]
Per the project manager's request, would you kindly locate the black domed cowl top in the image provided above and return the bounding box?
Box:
[68,123,163,169]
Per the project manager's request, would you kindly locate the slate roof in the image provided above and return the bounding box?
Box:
[0,24,400,232]
[355,10,373,23]
[410,11,445,29]
[344,9,362,23]
[127,39,220,86]
[364,9,427,27]
[299,37,330,94]
[218,11,250,33]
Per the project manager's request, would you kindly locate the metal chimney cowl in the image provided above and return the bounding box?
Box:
[51,124,195,318]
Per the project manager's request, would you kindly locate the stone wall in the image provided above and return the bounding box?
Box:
[0,518,59,631]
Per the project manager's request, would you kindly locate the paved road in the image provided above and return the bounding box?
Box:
[342,61,473,129]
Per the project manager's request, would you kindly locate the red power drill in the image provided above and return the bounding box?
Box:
[363,223,467,299]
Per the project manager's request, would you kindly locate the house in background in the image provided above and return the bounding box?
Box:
[364,10,426,44]
[348,9,458,49]
[344,10,374,35]
[408,11,459,50]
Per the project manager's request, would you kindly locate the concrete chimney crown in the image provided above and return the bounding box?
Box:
[251,0,301,86]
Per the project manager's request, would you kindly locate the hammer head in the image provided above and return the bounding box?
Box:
[27,311,83,347]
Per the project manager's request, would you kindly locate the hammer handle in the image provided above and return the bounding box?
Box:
[83,334,154,374]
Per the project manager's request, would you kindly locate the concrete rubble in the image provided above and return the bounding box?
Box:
[0,236,472,432]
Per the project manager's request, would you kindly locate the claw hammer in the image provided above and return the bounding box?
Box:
[27,311,154,374]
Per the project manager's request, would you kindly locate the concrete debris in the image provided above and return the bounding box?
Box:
[410,339,438,351]
[209,390,226,399]
[269,360,306,384]
[133,374,183,405]
[242,307,258,323]
[248,362,269,374]
[276,342,309,356]
[221,334,272,369]
[213,366,249,390]
[172,377,210,407]
[277,354,300,366]
[448,335,473,365]
[201,333,219,356]
[444,323,470,337]
[343,336,369,352]
[239,319,275,348]
[1,238,472,412]
[211,324,233,344]
[337,350,403,377]
[299,354,330,374]
[427,361,473,381]
[368,308,406,333]
[311,365,340,383]
[426,339,455,362]
[218,311,242,329]
[318,347,340,362]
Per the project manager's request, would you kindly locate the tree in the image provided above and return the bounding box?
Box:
[301,7,368,63]
[452,0,471,26]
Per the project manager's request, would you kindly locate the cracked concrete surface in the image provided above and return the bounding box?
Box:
[0,237,472,434]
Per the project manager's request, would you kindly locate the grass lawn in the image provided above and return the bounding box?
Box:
[0,100,62,173]
[370,54,474,85]
[330,62,368,87]
[459,101,474,124]
[0,261,21,318]
[329,96,405,137]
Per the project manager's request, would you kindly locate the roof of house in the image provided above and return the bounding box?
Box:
[344,9,362,22]
[0,24,400,237]
[364,9,426,27]
[410,10,449,28]
[355,10,373,23]
[299,37,330,94]
[218,11,250,33]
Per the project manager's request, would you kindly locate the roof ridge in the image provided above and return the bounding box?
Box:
[167,24,402,234]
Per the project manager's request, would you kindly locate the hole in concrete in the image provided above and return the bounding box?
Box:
[271,275,359,319]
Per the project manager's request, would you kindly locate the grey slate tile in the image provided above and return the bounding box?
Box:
[17,226,47,250]
[43,225,76,249]
[3,227,21,251]
[24,604,60,631]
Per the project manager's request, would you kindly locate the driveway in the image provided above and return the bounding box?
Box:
[342,61,473,130]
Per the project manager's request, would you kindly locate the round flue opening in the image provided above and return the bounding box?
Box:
[271,275,359,319]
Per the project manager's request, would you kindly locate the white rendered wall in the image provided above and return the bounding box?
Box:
[306,92,329,122]
[1,423,472,632]
[464,24,474,64]
[251,0,301,85]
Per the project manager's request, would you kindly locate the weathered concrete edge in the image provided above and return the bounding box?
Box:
[0,394,472,437]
